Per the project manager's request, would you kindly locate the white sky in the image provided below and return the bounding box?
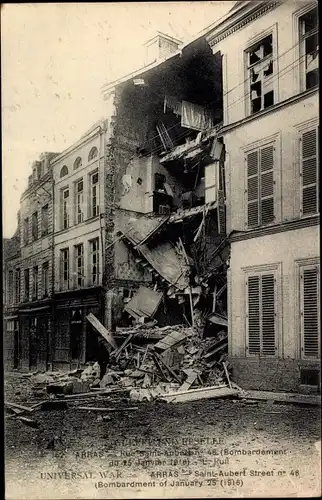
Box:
[2,1,233,238]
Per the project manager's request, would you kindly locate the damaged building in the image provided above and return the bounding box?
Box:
[3,0,320,395]
[101,32,229,334]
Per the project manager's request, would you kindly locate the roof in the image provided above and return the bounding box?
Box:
[144,31,182,47]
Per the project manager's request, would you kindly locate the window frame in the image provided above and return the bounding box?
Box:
[89,237,100,285]
[293,3,319,93]
[244,136,278,229]
[23,217,29,246]
[299,7,319,91]
[60,165,69,178]
[299,125,319,217]
[75,178,84,224]
[89,170,99,218]
[42,261,49,298]
[74,243,84,288]
[243,24,278,117]
[32,266,38,300]
[8,270,14,305]
[31,211,38,241]
[15,268,21,304]
[88,146,98,162]
[24,268,30,301]
[61,187,70,230]
[244,263,281,358]
[41,204,49,236]
[295,258,320,360]
[60,248,70,291]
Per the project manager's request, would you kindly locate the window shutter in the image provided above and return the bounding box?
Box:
[261,273,275,355]
[301,128,318,215]
[301,266,319,358]
[260,145,274,224]
[247,275,260,354]
[247,150,259,227]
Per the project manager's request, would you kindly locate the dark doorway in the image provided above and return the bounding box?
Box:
[38,317,49,370]
[70,308,83,360]
[29,318,38,369]
[85,322,100,362]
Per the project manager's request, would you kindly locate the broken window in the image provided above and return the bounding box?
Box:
[41,204,49,236]
[75,244,84,287]
[299,8,319,90]
[60,248,69,290]
[247,272,276,356]
[89,238,99,285]
[300,126,319,215]
[247,34,274,114]
[32,266,38,300]
[246,144,275,227]
[75,179,84,224]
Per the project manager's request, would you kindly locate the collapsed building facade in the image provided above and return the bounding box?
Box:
[3,0,320,393]
[101,32,229,336]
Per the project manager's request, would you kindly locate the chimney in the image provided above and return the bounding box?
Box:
[144,32,182,65]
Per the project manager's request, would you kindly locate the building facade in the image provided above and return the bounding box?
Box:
[204,0,319,391]
[51,122,107,369]
[3,221,21,370]
[18,152,57,370]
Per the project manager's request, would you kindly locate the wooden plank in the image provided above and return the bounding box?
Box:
[163,387,238,403]
[222,362,232,389]
[113,334,134,361]
[75,406,138,412]
[155,352,182,384]
[243,391,321,406]
[152,354,170,381]
[86,313,117,350]
[179,370,199,392]
[154,330,187,351]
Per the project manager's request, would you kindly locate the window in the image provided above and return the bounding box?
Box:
[8,270,14,305]
[32,211,38,241]
[32,266,38,300]
[300,127,319,215]
[89,238,99,284]
[300,264,320,359]
[42,261,49,297]
[61,188,69,229]
[75,244,84,287]
[88,147,98,162]
[15,268,20,303]
[41,204,49,236]
[247,34,274,114]
[23,217,29,245]
[60,165,68,178]
[60,248,69,290]
[247,272,276,356]
[24,268,30,301]
[75,179,84,224]
[73,157,82,170]
[299,8,319,90]
[90,171,99,217]
[246,144,275,227]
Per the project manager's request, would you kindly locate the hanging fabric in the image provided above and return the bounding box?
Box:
[181,101,213,130]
